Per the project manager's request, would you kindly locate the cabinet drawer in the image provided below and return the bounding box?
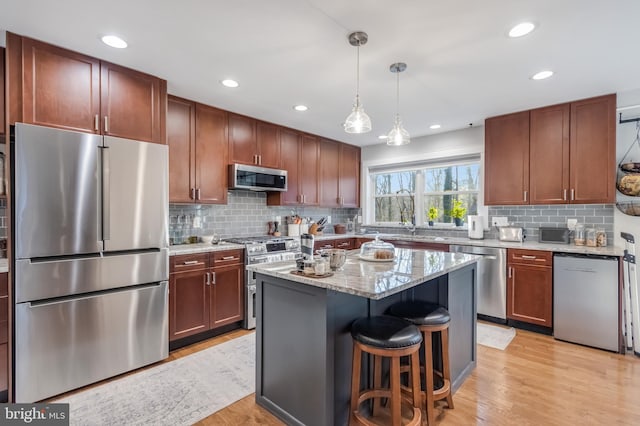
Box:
[334,238,354,250]
[508,249,552,266]
[212,250,244,266]
[315,241,335,250]
[170,253,209,273]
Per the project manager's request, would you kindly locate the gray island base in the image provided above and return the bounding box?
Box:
[248,249,478,426]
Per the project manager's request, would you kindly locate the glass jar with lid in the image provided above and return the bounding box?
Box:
[359,235,395,260]
[586,228,597,247]
[596,228,607,247]
[574,224,585,246]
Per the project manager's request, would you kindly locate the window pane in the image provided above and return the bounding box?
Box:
[423,194,478,223]
[374,171,416,195]
[375,195,414,223]
[424,164,479,192]
[456,164,480,191]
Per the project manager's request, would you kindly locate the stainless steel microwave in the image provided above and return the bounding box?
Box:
[229,163,287,192]
[538,227,570,243]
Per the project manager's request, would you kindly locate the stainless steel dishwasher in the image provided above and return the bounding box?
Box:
[554,253,619,352]
[450,245,507,322]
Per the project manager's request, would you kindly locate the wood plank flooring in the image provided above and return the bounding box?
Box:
[184,324,640,425]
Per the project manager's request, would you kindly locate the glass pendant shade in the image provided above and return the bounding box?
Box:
[344,95,372,133]
[386,115,410,145]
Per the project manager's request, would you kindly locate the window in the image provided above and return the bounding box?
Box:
[370,160,480,225]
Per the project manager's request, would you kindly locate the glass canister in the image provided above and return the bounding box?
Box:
[574,224,585,246]
[596,228,607,247]
[585,227,597,247]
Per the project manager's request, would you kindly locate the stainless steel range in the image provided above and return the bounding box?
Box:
[225,236,301,329]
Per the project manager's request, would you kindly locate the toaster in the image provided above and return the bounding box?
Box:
[498,226,525,242]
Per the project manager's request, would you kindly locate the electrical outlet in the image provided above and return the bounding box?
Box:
[492,216,508,227]
[567,218,577,230]
[327,215,331,224]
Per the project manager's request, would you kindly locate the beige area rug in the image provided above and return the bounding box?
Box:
[54,333,255,425]
[477,322,516,350]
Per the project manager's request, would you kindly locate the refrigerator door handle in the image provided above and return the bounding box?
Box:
[102,146,111,241]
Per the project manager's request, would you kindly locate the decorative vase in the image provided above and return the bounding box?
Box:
[428,220,434,227]
[454,218,463,227]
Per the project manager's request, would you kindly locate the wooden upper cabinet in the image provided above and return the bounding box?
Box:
[195,103,228,204]
[300,134,319,205]
[529,103,570,204]
[21,37,100,134]
[13,34,166,143]
[569,94,616,204]
[268,128,300,205]
[0,47,5,136]
[228,113,257,165]
[339,143,360,207]
[256,121,281,168]
[484,111,530,205]
[319,139,340,207]
[100,61,166,144]
[167,96,196,203]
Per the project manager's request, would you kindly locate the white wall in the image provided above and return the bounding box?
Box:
[615,89,640,248]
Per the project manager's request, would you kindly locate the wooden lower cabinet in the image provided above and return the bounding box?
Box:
[169,251,244,342]
[314,240,336,251]
[507,249,552,327]
[0,272,7,398]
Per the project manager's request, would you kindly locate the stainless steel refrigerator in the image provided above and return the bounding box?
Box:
[12,123,169,402]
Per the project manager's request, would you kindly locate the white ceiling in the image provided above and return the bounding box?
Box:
[2,0,640,146]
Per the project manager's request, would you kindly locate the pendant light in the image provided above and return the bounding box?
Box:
[344,31,372,134]
[387,62,410,146]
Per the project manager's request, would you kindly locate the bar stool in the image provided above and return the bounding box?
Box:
[387,301,454,426]
[350,315,423,426]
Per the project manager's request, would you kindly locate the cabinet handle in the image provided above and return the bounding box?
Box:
[191,188,196,200]
[563,189,567,201]
[104,116,109,133]
[221,256,236,260]
[570,188,575,201]
[183,260,200,265]
[94,115,99,132]
[196,188,201,200]
[521,255,537,260]
[258,155,262,165]
[508,266,513,278]
[205,272,211,285]
[211,272,216,284]
[302,194,306,204]
[523,191,527,202]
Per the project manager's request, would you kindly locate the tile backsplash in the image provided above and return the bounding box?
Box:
[169,190,360,244]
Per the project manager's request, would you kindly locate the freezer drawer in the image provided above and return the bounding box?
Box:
[14,282,168,402]
[15,249,169,303]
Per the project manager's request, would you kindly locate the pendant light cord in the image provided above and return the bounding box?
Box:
[356,43,360,102]
[395,70,400,118]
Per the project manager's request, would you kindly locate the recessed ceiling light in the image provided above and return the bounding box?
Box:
[293,105,308,112]
[101,35,127,49]
[531,70,554,80]
[221,79,239,88]
[508,22,536,38]
[430,124,441,129]
[378,135,388,139]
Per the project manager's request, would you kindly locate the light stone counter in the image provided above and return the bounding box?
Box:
[169,242,244,256]
[246,248,479,300]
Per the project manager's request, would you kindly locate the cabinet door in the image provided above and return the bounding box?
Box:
[169,270,210,341]
[334,238,354,250]
[256,121,281,168]
[195,103,228,203]
[229,113,257,165]
[210,264,244,328]
[507,264,552,327]
[22,37,100,134]
[0,47,5,135]
[529,103,570,204]
[167,96,196,203]
[569,94,616,204]
[100,61,166,144]
[268,128,300,205]
[339,143,360,207]
[319,139,340,207]
[314,240,335,251]
[484,111,530,205]
[300,134,319,205]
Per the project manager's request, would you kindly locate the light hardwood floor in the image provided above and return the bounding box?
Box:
[185,324,640,426]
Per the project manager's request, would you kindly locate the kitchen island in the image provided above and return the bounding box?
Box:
[247,248,479,426]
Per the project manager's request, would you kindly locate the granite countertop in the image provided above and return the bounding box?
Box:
[246,248,479,300]
[314,233,623,256]
[0,259,7,273]
[169,242,245,256]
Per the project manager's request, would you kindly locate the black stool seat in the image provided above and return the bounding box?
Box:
[351,316,422,349]
[387,300,451,326]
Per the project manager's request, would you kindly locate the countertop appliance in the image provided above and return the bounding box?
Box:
[450,245,507,322]
[498,226,525,242]
[229,163,287,192]
[539,227,570,244]
[224,236,301,329]
[554,253,619,352]
[467,215,484,239]
[12,123,169,402]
